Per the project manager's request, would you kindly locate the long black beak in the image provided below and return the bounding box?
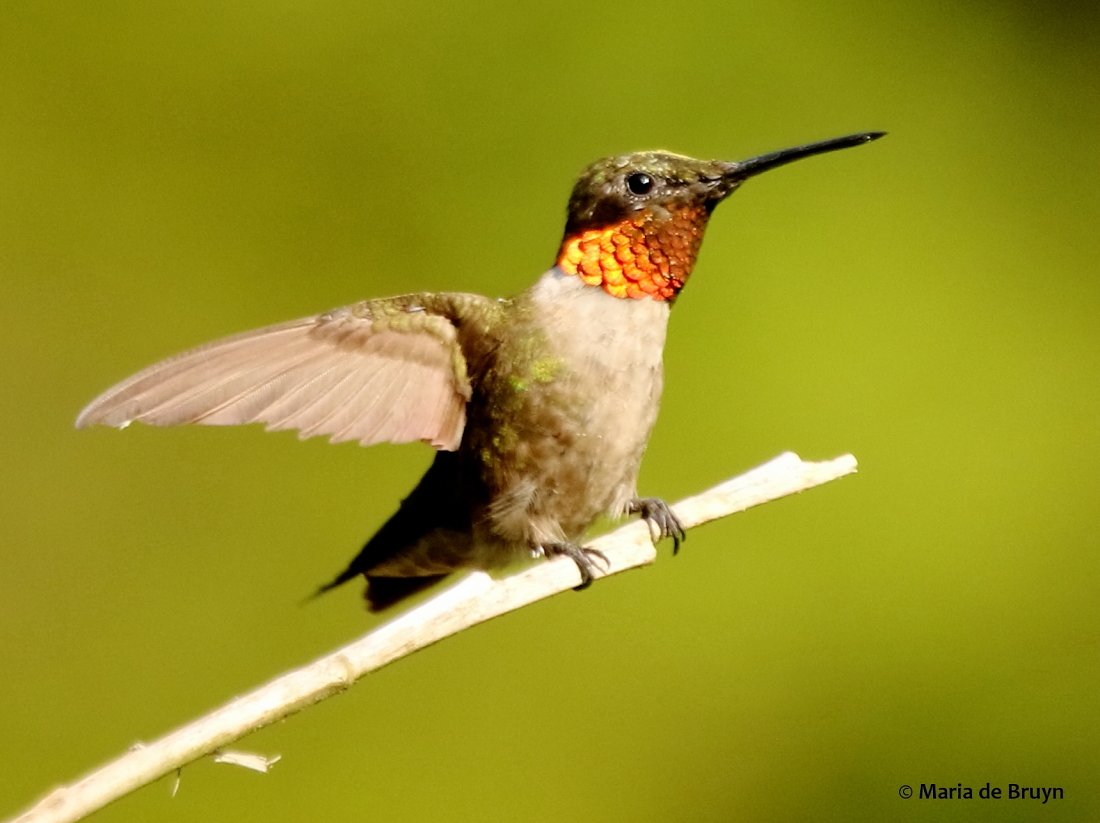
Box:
[724,131,886,182]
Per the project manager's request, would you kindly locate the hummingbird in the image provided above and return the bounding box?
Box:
[77,131,884,611]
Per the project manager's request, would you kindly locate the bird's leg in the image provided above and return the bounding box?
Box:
[545,542,611,591]
[628,497,687,554]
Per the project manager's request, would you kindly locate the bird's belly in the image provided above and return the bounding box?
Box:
[481,338,665,546]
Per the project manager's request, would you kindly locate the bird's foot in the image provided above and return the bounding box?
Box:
[546,542,610,591]
[628,497,686,554]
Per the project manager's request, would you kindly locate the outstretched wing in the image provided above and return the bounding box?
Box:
[76,296,479,451]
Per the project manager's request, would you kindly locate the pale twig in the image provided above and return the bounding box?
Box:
[9,451,856,823]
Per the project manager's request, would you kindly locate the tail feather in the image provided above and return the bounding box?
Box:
[312,449,469,611]
[309,567,449,612]
[366,575,448,612]
[311,564,362,598]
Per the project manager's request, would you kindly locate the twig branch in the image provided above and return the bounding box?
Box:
[9,451,857,823]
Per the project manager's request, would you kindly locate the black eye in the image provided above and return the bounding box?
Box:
[626,172,654,195]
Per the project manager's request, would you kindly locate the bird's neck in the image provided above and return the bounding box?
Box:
[555,205,710,302]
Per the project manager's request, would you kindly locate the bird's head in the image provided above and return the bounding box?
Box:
[557,132,884,301]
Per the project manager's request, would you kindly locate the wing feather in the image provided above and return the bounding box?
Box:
[76,299,475,451]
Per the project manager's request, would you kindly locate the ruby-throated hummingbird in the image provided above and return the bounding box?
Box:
[78,132,884,611]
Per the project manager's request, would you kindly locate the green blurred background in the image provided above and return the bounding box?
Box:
[3,0,1099,820]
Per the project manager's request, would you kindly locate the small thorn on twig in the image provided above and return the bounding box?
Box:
[212,750,282,773]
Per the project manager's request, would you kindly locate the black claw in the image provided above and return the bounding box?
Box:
[628,497,687,555]
[546,542,610,591]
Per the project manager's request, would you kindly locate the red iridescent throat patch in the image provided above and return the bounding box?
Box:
[556,205,708,301]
